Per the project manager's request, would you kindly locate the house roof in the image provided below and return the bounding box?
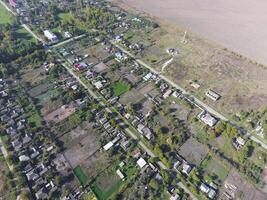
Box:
[137,157,147,168]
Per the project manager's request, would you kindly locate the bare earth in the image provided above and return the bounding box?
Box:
[119,0,267,66]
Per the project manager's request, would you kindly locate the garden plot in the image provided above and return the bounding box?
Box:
[91,167,123,200]
[220,169,266,200]
[43,103,77,123]
[21,67,47,85]
[179,137,208,165]
[119,83,147,105]
[92,62,108,73]
[201,156,229,181]
[81,151,112,182]
[60,122,94,148]
[28,82,52,97]
[64,133,101,168]
[84,44,111,61]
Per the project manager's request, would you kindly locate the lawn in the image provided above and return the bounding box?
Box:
[112,80,130,97]
[202,156,229,181]
[73,165,88,187]
[0,4,12,25]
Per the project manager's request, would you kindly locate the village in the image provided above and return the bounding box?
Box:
[0,0,267,200]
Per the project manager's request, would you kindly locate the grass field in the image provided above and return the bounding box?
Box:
[58,12,73,23]
[36,88,61,103]
[112,80,130,97]
[27,110,42,128]
[0,4,12,25]
[15,26,35,42]
[202,156,229,181]
[91,179,122,200]
[73,165,88,187]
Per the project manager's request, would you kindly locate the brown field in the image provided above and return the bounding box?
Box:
[64,133,100,168]
[220,169,266,200]
[112,0,267,115]
[179,137,208,165]
[43,103,77,123]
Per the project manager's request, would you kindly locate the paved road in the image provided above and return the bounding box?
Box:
[112,41,267,150]
[50,34,87,48]
[58,53,198,200]
[22,24,45,44]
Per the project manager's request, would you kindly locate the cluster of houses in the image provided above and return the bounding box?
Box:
[0,75,86,199]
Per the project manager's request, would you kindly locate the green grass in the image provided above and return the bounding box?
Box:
[112,81,130,97]
[202,156,229,181]
[15,26,35,42]
[73,165,88,187]
[36,89,61,103]
[27,110,42,128]
[91,179,123,200]
[0,4,12,25]
[58,12,73,23]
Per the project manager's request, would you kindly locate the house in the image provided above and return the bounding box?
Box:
[103,141,113,151]
[35,187,48,199]
[44,30,58,43]
[200,183,210,193]
[64,31,72,38]
[137,123,154,140]
[132,148,141,159]
[170,194,180,200]
[182,163,192,175]
[198,111,218,127]
[26,170,39,181]
[190,82,200,89]
[19,155,30,162]
[172,91,181,98]
[233,137,245,150]
[208,189,216,199]
[93,81,104,90]
[74,62,87,71]
[143,73,155,81]
[116,169,125,180]
[173,160,181,171]
[9,0,17,7]
[163,89,172,99]
[115,52,127,62]
[206,90,221,101]
[121,140,130,150]
[137,157,147,168]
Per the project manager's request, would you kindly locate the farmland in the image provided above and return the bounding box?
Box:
[0,3,12,24]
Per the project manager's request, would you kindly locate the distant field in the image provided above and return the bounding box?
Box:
[0,3,12,24]
[113,0,267,115]
[119,0,267,66]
